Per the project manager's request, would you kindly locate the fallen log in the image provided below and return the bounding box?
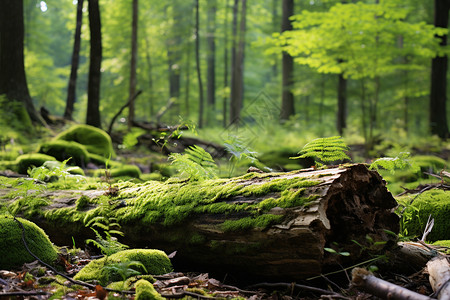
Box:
[427,256,450,299]
[5,164,399,281]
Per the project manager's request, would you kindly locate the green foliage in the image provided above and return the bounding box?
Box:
[6,178,48,216]
[169,145,218,180]
[15,153,56,174]
[0,215,58,269]
[121,128,146,150]
[93,165,142,179]
[291,136,350,167]
[135,279,165,300]
[28,158,85,187]
[369,152,420,174]
[84,198,129,256]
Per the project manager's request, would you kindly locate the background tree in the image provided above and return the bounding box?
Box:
[430,0,450,139]
[0,0,42,125]
[64,0,84,120]
[128,0,139,128]
[195,0,205,128]
[86,0,102,128]
[280,0,295,121]
[206,0,217,126]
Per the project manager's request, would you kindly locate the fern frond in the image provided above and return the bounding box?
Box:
[169,145,218,181]
[291,136,350,166]
[369,152,419,174]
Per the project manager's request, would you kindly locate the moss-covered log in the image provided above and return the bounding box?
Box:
[2,164,399,281]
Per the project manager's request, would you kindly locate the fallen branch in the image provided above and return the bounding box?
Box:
[427,256,450,299]
[107,90,143,135]
[351,267,433,300]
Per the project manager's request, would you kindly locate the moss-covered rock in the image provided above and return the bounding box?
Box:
[135,279,165,300]
[73,249,172,285]
[38,140,89,167]
[15,153,57,174]
[55,124,115,158]
[42,160,85,176]
[397,189,450,241]
[0,215,58,269]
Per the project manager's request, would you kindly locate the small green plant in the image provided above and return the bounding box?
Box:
[369,152,419,174]
[6,178,47,216]
[103,261,147,290]
[290,136,350,167]
[85,198,128,256]
[120,128,145,150]
[169,145,218,181]
[153,118,197,151]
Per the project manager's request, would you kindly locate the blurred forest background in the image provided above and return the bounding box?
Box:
[0,0,449,159]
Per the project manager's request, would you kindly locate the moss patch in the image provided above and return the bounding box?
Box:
[55,124,115,159]
[15,153,57,174]
[93,165,142,179]
[73,249,172,285]
[135,279,165,300]
[397,189,450,241]
[0,215,58,269]
[38,140,90,167]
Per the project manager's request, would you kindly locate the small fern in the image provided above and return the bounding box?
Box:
[291,136,351,167]
[369,152,419,174]
[169,145,218,181]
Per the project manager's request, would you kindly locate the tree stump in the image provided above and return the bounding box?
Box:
[9,164,399,281]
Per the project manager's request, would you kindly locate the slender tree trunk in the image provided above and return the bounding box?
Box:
[144,35,154,117]
[430,0,450,139]
[0,0,42,125]
[337,73,347,136]
[184,40,192,117]
[64,0,84,120]
[230,0,247,126]
[280,0,295,121]
[86,0,102,128]
[223,0,230,127]
[271,0,279,78]
[195,0,205,128]
[128,0,139,128]
[206,0,217,125]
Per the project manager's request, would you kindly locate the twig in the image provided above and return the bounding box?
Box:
[0,291,49,296]
[107,89,143,135]
[352,267,433,300]
[421,214,435,242]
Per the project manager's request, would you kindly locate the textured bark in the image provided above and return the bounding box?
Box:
[430,0,450,138]
[0,0,42,125]
[280,0,295,121]
[128,0,139,128]
[337,73,347,135]
[86,0,102,128]
[427,256,450,300]
[16,164,399,282]
[195,0,205,128]
[64,0,84,120]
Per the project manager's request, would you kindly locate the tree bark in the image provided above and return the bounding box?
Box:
[430,0,450,139]
[280,0,295,122]
[128,0,139,128]
[222,0,230,127]
[195,0,205,128]
[17,164,399,282]
[64,0,84,120]
[0,0,43,125]
[206,0,217,125]
[86,0,102,128]
[229,0,246,126]
[337,73,347,135]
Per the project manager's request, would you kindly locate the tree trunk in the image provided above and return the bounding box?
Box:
[430,0,450,139]
[222,0,230,127]
[0,0,43,125]
[64,0,84,121]
[229,0,247,126]
[206,0,217,126]
[86,0,102,128]
[337,73,347,136]
[18,164,399,282]
[280,0,295,122]
[195,0,205,128]
[128,0,139,128]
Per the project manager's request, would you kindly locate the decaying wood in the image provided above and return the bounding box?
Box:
[351,268,433,300]
[9,164,399,281]
[427,256,450,299]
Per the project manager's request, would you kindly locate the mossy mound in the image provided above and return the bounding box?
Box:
[55,124,115,159]
[411,155,447,173]
[135,279,165,300]
[0,215,58,269]
[397,189,450,241]
[38,140,89,167]
[73,249,172,285]
[93,165,141,179]
[42,160,85,176]
[258,147,312,170]
[15,153,57,174]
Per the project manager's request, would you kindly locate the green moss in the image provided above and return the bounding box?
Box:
[0,215,58,269]
[55,124,115,158]
[397,190,450,241]
[135,279,165,300]
[221,214,283,232]
[433,240,450,248]
[93,165,142,179]
[15,153,56,174]
[107,275,156,291]
[73,249,172,285]
[38,140,89,167]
